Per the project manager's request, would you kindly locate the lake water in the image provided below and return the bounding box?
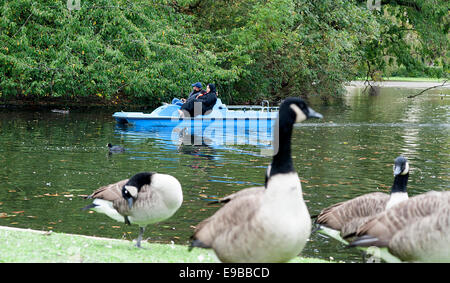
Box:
[0,84,448,262]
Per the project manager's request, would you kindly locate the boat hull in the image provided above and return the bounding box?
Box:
[112,99,278,132]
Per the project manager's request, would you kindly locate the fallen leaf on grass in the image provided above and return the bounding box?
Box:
[378,184,390,189]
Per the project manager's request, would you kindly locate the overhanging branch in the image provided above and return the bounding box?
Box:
[407,79,449,98]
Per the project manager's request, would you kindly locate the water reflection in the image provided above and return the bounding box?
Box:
[115,120,275,158]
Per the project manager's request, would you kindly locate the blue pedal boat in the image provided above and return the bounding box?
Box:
[112,99,279,131]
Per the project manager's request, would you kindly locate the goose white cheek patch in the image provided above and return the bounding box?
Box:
[125,186,138,198]
[290,104,307,123]
[401,162,409,175]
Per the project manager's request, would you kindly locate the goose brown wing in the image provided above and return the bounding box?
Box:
[87,179,128,202]
[388,207,450,261]
[192,192,263,249]
[356,191,450,242]
[316,192,389,231]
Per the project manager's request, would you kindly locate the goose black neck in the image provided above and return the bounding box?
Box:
[269,120,295,177]
[127,172,153,191]
[391,173,408,193]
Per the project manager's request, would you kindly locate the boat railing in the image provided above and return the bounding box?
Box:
[225,100,279,112]
[225,105,279,112]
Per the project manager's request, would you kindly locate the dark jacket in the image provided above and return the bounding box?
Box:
[181,87,217,117]
[197,91,217,114]
[187,89,203,100]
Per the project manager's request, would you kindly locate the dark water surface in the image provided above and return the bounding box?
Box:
[0,86,448,262]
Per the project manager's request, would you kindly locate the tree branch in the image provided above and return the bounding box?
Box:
[363,60,374,93]
[407,79,448,98]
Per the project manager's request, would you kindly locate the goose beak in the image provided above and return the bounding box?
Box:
[127,197,134,209]
[307,107,323,119]
[393,165,402,176]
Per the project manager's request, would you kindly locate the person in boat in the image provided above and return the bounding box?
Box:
[179,83,217,117]
[171,82,203,106]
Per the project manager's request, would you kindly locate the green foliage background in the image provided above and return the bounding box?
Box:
[356,0,449,80]
[0,0,448,107]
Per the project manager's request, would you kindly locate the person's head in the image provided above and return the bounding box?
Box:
[192,82,202,92]
[206,83,216,94]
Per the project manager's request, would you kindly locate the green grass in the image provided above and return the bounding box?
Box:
[317,226,401,263]
[382,77,447,82]
[0,226,329,263]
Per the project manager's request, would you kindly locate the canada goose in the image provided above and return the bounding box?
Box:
[350,191,450,262]
[107,143,125,153]
[314,156,410,239]
[82,172,183,247]
[189,97,323,263]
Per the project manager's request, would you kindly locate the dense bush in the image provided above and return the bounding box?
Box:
[0,0,447,107]
[0,0,240,106]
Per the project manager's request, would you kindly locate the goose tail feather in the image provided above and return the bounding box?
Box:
[348,235,388,248]
[188,239,210,251]
[81,203,97,211]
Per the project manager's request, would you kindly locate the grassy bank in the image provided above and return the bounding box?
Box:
[0,226,329,263]
[354,77,448,82]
